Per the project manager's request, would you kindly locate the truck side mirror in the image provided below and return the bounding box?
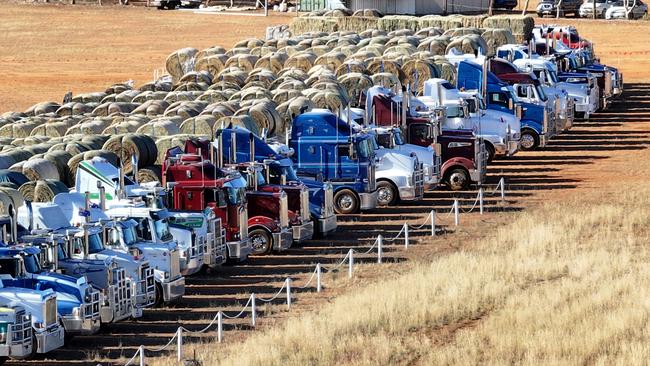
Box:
[508,98,514,110]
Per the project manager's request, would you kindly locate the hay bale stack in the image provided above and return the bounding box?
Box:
[338,73,373,108]
[367,59,407,84]
[164,101,208,120]
[237,101,281,136]
[415,27,444,37]
[443,27,482,37]
[25,102,61,116]
[418,15,463,30]
[196,46,227,62]
[290,17,339,35]
[371,72,402,94]
[378,16,419,32]
[482,28,517,56]
[445,34,489,56]
[195,54,228,77]
[66,150,119,185]
[137,165,163,184]
[132,91,169,103]
[91,102,138,117]
[323,8,352,17]
[72,92,107,104]
[217,115,260,136]
[41,150,73,186]
[216,69,249,87]
[310,90,348,112]
[22,158,60,181]
[166,48,198,83]
[402,59,439,95]
[102,134,157,173]
[225,54,259,73]
[336,16,379,33]
[200,102,236,119]
[433,56,457,84]
[482,15,534,43]
[131,100,170,116]
[105,83,132,95]
[20,180,69,203]
[335,60,367,76]
[352,8,383,17]
[272,88,303,105]
[55,102,93,117]
[154,135,196,164]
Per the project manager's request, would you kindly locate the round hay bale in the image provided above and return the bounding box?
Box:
[195,54,228,78]
[335,60,368,77]
[250,45,278,57]
[310,90,347,112]
[417,36,451,55]
[323,8,352,17]
[9,161,24,174]
[272,88,303,105]
[23,180,69,203]
[72,92,106,104]
[371,72,402,94]
[154,135,196,164]
[196,46,228,63]
[137,165,163,184]
[217,115,260,136]
[338,73,373,108]
[352,8,383,17]
[101,134,157,173]
[200,102,236,119]
[233,38,264,49]
[415,27,444,37]
[179,115,217,135]
[402,59,439,95]
[481,28,516,56]
[136,120,181,136]
[276,96,315,127]
[22,158,60,181]
[433,56,457,84]
[445,34,489,56]
[366,59,407,83]
[216,69,248,87]
[443,27,482,37]
[254,52,289,74]
[166,48,198,83]
[314,51,346,71]
[67,150,119,184]
[42,150,73,186]
[284,53,317,73]
[25,102,61,116]
[224,54,259,73]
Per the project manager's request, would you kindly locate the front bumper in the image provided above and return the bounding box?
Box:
[160,276,185,303]
[180,255,203,277]
[35,325,65,354]
[613,73,624,96]
[359,189,379,210]
[316,214,337,235]
[272,227,294,251]
[61,315,101,335]
[292,221,314,243]
[0,342,31,358]
[398,185,424,201]
[227,238,252,262]
[100,302,132,323]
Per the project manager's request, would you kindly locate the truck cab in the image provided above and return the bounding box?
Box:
[163,154,252,262]
[0,286,64,355]
[289,111,379,214]
[368,87,487,191]
[0,245,101,336]
[21,232,134,325]
[54,193,185,305]
[74,158,215,276]
[456,60,552,151]
[415,79,520,161]
[17,202,156,317]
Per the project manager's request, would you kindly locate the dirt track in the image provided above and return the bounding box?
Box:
[2,4,650,365]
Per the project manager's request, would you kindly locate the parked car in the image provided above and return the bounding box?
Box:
[580,0,617,17]
[494,0,518,10]
[605,0,648,18]
[537,0,582,17]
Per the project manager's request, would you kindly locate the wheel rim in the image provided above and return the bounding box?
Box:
[251,232,270,254]
[337,194,354,212]
[377,186,394,205]
[449,172,467,191]
[520,133,535,149]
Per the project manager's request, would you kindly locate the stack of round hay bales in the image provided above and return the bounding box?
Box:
[166,48,199,83]
[102,134,157,174]
[19,179,69,203]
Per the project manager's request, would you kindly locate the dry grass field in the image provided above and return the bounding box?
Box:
[2,3,650,365]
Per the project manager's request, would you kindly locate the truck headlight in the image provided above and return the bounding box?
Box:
[0,322,8,343]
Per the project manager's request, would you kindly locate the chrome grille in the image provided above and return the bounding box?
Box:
[84,290,101,319]
[300,188,310,221]
[111,267,132,317]
[279,193,289,228]
[239,207,248,240]
[44,296,57,327]
[12,309,32,345]
[169,250,180,279]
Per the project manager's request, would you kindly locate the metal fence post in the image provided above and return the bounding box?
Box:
[316,263,322,292]
[454,199,459,226]
[377,235,383,263]
[404,223,409,248]
[348,249,354,278]
[479,188,484,215]
[139,345,145,366]
[500,177,505,204]
[286,278,292,309]
[430,210,436,237]
[177,327,183,361]
[217,311,223,343]
[251,293,257,327]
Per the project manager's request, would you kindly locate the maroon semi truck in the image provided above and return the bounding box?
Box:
[370,93,487,191]
[163,141,294,256]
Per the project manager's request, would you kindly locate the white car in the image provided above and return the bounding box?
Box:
[580,0,616,17]
[605,0,648,18]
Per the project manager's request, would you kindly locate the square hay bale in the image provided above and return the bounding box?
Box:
[419,15,463,30]
[482,15,534,41]
[337,16,379,33]
[378,15,420,32]
[290,16,339,35]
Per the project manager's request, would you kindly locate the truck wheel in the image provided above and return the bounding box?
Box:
[445,168,469,191]
[485,143,496,163]
[520,130,539,150]
[249,228,272,255]
[334,189,359,214]
[376,181,397,206]
[154,282,164,307]
[0,356,6,365]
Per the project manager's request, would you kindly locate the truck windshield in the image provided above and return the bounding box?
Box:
[227,187,245,205]
[24,254,41,274]
[376,133,392,148]
[356,138,373,159]
[0,259,19,277]
[153,219,173,242]
[88,233,105,254]
[122,226,138,246]
[535,84,548,102]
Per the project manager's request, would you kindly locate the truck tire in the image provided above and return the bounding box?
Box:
[334,189,359,214]
[445,168,470,191]
[520,129,539,150]
[249,228,272,255]
[0,356,6,365]
[485,143,496,163]
[376,180,398,206]
[154,282,164,306]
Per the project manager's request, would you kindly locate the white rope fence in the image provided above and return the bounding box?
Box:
[124,179,506,365]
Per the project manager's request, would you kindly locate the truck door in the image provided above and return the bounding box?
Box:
[337,144,359,181]
[407,123,433,146]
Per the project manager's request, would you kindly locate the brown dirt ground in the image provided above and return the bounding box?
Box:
[1,4,650,364]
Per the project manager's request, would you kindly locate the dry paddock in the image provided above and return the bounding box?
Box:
[2,3,650,365]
